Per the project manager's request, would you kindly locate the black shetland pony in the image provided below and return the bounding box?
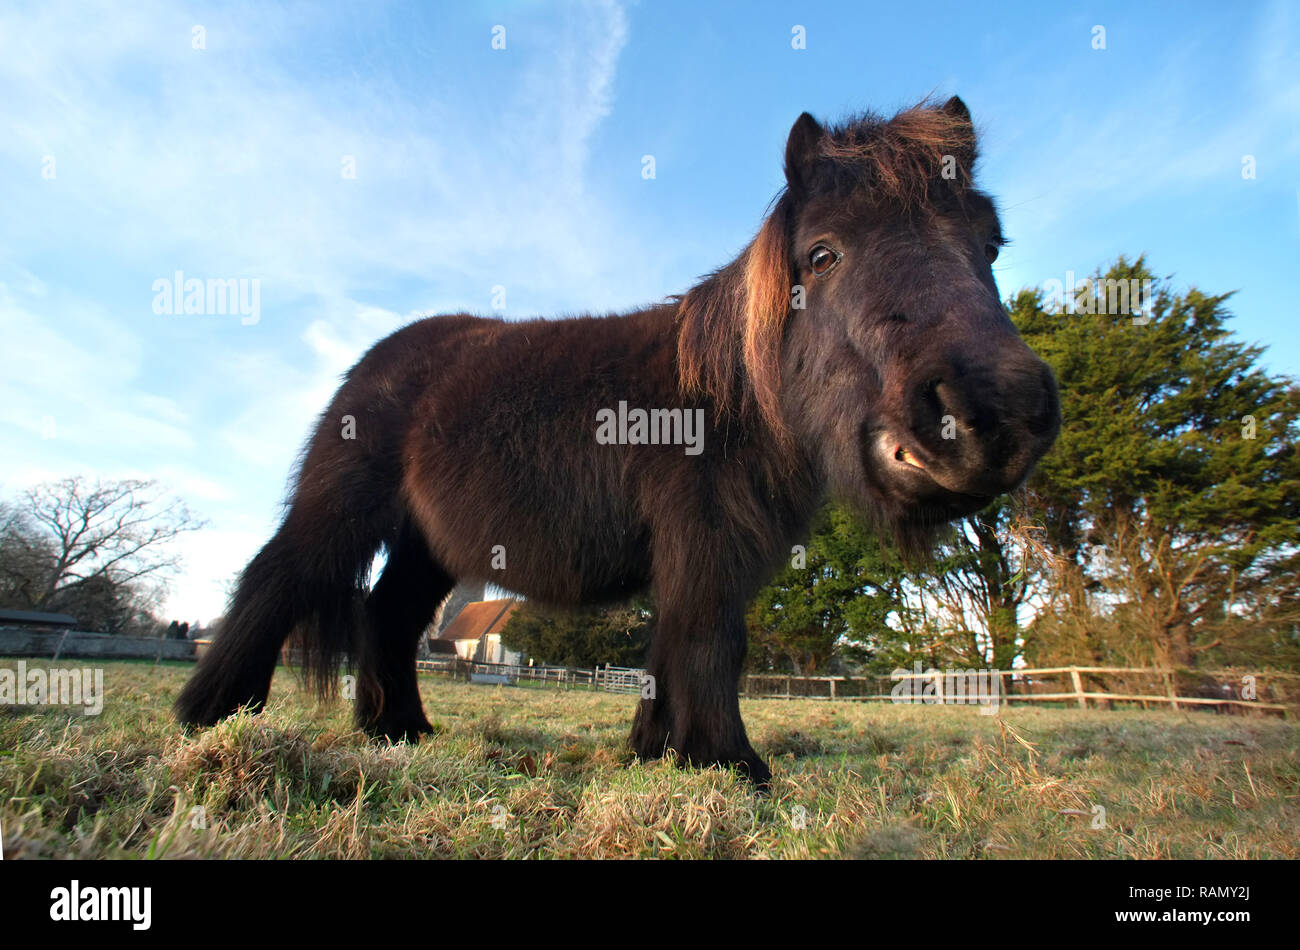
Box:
[177,97,1060,785]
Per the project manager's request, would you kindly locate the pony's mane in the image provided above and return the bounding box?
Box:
[676,99,979,443]
[674,193,794,443]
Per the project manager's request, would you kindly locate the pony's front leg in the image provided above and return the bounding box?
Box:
[630,591,770,786]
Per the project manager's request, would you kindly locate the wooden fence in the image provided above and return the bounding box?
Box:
[7,630,1285,717]
[411,657,1292,716]
[740,666,1293,716]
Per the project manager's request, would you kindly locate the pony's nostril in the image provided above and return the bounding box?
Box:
[931,379,975,431]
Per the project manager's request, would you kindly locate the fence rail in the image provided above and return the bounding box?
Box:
[416,657,599,689]
[414,658,1289,716]
[593,665,646,694]
[414,659,649,694]
[740,666,1292,716]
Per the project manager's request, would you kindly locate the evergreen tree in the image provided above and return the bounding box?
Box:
[745,505,909,674]
[1015,257,1300,668]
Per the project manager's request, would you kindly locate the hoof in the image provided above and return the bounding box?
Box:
[362,714,434,744]
[736,754,773,789]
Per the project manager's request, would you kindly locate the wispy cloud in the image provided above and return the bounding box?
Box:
[0,0,637,620]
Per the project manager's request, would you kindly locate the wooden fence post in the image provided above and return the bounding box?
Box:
[1070,668,1086,709]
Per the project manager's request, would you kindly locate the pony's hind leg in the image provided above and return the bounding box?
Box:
[355,519,454,742]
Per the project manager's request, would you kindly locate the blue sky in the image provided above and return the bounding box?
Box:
[1,0,1296,622]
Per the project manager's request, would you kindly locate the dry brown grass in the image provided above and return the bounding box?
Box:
[2,659,1296,859]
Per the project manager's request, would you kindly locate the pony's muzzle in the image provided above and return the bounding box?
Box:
[900,356,1061,497]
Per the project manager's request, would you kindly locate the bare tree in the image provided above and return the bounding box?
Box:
[13,477,204,618]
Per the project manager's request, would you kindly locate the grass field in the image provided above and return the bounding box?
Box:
[2,658,1296,859]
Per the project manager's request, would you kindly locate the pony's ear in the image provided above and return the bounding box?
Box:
[940,95,971,125]
[784,112,823,198]
[939,96,977,170]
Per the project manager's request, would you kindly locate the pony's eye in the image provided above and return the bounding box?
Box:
[809,243,840,276]
[985,243,1000,263]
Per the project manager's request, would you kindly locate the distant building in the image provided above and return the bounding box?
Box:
[430,598,524,665]
[0,609,78,630]
[418,581,486,658]
[434,581,486,637]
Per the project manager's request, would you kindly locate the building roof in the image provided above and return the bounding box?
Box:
[437,599,519,642]
[0,608,78,627]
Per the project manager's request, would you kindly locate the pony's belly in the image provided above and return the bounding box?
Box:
[406,469,652,606]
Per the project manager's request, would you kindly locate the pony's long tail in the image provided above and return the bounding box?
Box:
[175,405,402,728]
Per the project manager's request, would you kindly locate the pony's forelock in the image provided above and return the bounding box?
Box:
[821,99,979,207]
